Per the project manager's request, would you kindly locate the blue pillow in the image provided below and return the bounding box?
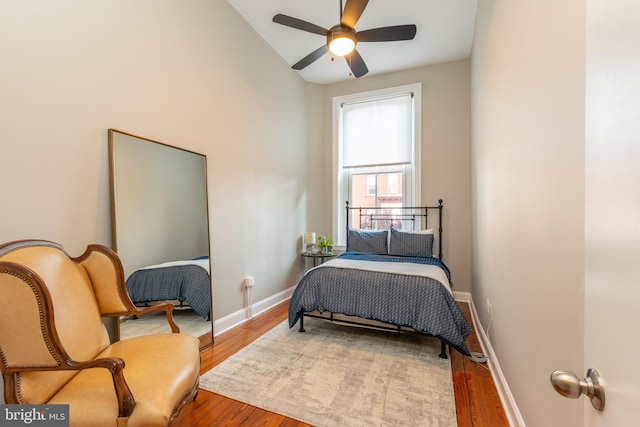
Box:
[347,229,388,254]
[388,227,434,257]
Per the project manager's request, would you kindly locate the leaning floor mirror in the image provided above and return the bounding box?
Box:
[108,129,213,348]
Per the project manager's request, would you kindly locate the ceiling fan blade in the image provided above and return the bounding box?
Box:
[341,0,369,29]
[345,49,368,78]
[357,25,417,42]
[292,45,329,70]
[273,14,328,36]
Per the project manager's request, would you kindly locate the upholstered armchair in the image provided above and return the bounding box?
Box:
[0,240,201,426]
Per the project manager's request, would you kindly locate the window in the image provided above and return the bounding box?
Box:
[332,84,422,246]
[388,173,399,194]
[366,175,376,195]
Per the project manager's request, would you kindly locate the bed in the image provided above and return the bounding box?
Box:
[288,200,472,358]
[125,257,211,320]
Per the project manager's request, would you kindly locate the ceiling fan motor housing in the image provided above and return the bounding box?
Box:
[327,25,357,56]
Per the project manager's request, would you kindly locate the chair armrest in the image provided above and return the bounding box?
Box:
[128,302,180,333]
[70,357,135,418]
[12,356,136,418]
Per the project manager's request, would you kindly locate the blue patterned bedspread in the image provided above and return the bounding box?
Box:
[126,263,211,320]
[289,252,471,355]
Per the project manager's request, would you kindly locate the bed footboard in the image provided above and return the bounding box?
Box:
[297,311,449,359]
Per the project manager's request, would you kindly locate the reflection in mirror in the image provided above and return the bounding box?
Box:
[108,129,212,348]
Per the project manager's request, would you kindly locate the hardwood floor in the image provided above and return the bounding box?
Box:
[452,303,509,427]
[173,301,509,426]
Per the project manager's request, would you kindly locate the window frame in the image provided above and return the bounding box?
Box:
[331,83,422,247]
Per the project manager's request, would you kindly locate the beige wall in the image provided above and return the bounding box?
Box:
[308,61,473,292]
[471,0,585,425]
[0,1,309,322]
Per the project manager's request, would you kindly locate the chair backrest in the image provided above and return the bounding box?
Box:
[0,240,111,404]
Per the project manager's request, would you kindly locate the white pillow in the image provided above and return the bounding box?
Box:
[409,228,433,234]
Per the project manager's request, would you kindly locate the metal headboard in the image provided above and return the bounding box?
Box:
[345,199,444,259]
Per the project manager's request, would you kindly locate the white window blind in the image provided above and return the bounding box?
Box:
[341,94,413,168]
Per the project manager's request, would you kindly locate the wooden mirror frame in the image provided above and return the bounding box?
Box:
[108,129,213,348]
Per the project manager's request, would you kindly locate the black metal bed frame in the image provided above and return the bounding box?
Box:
[297,199,450,359]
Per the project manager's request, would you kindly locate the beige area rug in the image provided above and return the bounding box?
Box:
[199,317,457,427]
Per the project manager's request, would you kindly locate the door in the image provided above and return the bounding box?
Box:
[584,0,640,424]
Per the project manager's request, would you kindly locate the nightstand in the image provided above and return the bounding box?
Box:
[301,252,337,267]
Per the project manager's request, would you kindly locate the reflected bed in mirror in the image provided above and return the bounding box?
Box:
[108,129,213,348]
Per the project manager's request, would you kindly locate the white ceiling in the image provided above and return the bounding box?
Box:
[226,0,478,85]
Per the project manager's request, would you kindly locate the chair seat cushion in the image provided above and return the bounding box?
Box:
[48,333,200,427]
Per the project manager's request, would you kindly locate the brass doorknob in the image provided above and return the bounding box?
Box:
[550,368,605,411]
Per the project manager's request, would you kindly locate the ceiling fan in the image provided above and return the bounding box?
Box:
[273,0,417,78]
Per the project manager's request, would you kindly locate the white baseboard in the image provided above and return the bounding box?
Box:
[213,285,295,337]
[457,292,525,427]
[453,290,471,303]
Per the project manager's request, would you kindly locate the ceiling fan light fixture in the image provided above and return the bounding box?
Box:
[328,27,357,56]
